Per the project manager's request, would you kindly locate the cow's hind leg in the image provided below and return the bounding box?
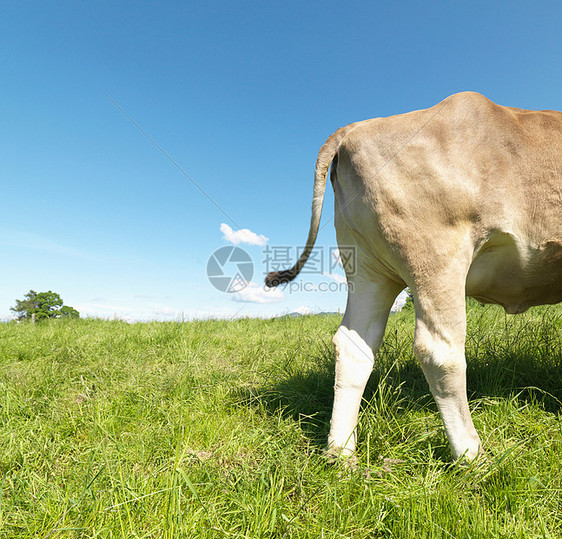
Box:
[326,278,403,458]
[413,282,482,461]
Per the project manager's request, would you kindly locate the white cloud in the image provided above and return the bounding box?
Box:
[0,229,98,260]
[75,298,180,322]
[220,223,269,246]
[232,282,284,304]
[322,271,347,284]
[153,306,175,316]
[293,305,312,315]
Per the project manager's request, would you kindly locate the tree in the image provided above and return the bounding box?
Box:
[60,305,80,318]
[10,290,80,320]
[402,288,415,312]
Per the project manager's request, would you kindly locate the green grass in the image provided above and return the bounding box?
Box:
[0,303,561,538]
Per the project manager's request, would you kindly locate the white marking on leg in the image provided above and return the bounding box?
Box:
[326,278,402,458]
[415,320,482,460]
[327,326,374,456]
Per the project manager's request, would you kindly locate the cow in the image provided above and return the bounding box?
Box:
[265,92,562,461]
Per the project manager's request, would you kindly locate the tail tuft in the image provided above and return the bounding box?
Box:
[265,269,297,288]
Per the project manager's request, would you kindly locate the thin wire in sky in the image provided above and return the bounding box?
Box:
[104,93,241,229]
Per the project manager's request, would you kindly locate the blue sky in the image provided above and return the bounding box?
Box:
[1,1,561,321]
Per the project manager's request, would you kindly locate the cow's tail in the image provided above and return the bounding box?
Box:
[265,126,348,287]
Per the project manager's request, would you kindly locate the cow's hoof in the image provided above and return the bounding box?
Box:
[451,439,484,464]
[323,447,359,469]
[452,448,487,469]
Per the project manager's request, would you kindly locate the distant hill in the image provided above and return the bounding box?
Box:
[278,311,341,319]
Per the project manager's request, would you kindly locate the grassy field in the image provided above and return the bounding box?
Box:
[0,302,561,538]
